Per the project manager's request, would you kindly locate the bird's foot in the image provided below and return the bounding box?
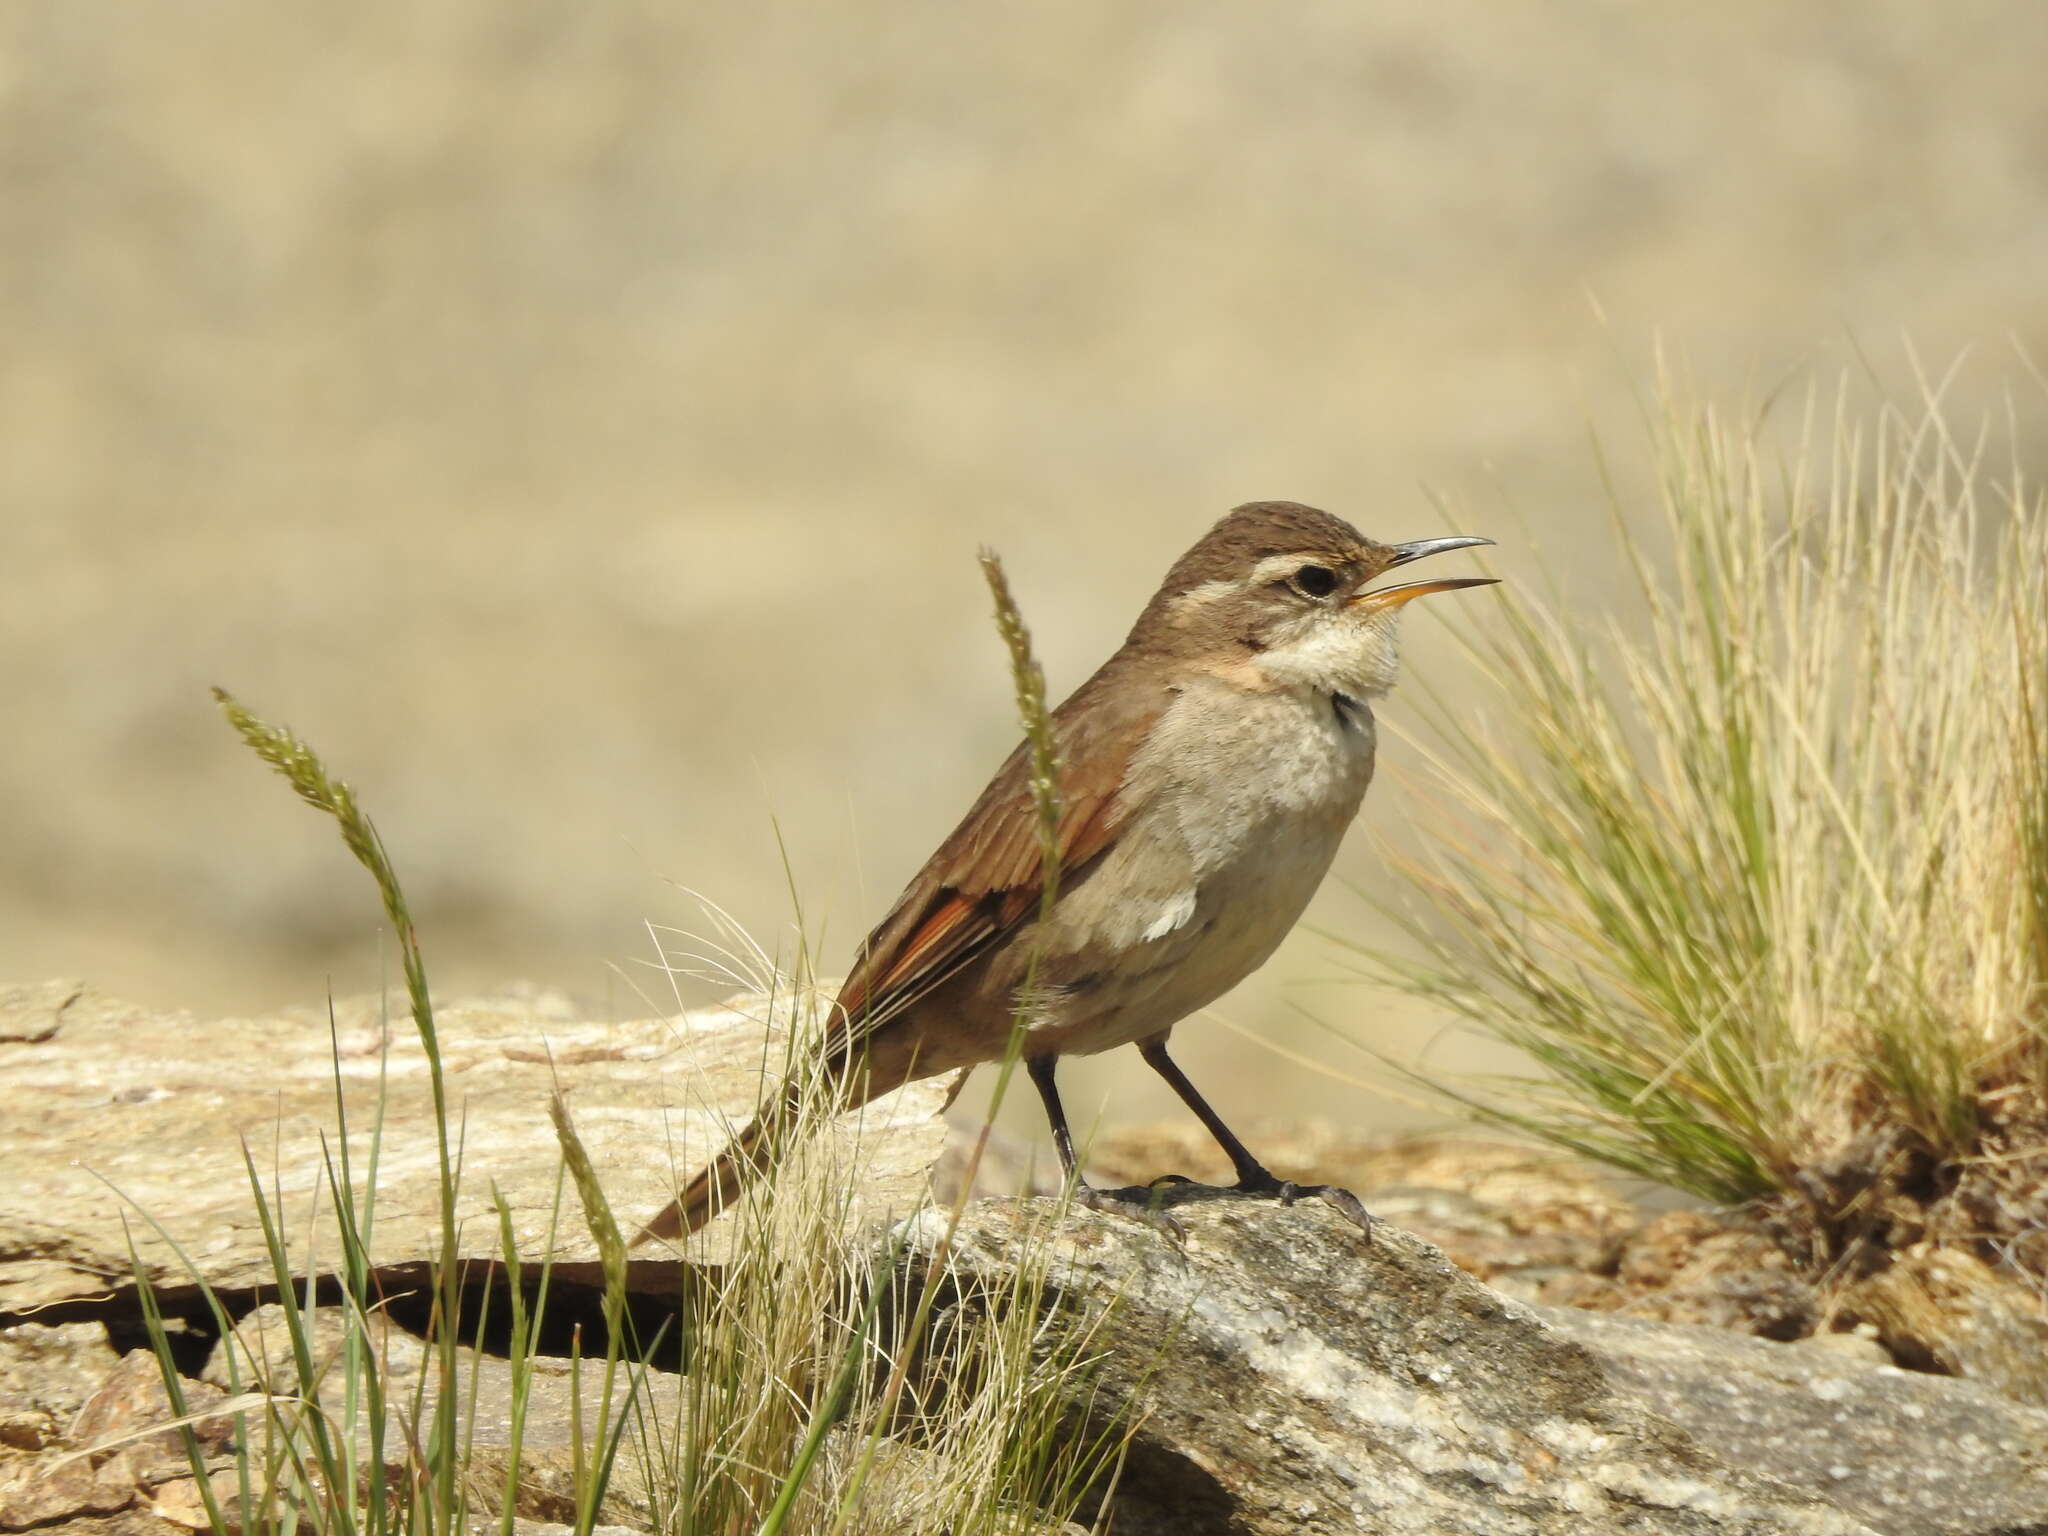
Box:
[1071,1169,1372,1241]
[1229,1168,1375,1239]
[1073,1181,1188,1243]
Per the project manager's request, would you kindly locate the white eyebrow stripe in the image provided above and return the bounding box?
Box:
[1168,579,1240,614]
[1165,552,1356,622]
[1247,553,1326,585]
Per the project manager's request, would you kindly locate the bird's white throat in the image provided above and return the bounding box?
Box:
[1251,608,1405,700]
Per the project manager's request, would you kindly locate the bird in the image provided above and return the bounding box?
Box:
[640,500,1495,1242]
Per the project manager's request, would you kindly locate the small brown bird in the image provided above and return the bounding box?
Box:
[644,501,1494,1240]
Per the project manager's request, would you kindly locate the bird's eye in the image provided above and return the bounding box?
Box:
[1289,564,1340,599]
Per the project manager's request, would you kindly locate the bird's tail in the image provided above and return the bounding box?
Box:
[630,1011,934,1247]
[632,1089,799,1246]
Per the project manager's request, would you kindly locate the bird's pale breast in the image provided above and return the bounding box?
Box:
[991,677,1377,1058]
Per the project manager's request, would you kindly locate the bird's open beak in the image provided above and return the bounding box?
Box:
[1351,536,1498,612]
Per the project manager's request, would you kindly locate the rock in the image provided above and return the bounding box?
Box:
[0,1348,240,1534]
[0,1409,56,1452]
[1611,1211,1822,1340]
[0,980,78,1043]
[71,1350,237,1494]
[0,1326,138,1534]
[16,978,2046,1534]
[1084,1123,1639,1302]
[209,1303,665,1524]
[430,1348,664,1526]
[1793,1329,1895,1369]
[145,1470,247,1533]
[1542,1305,2048,1536]
[4,1313,665,1532]
[0,984,960,1313]
[200,1303,353,1393]
[203,1307,1080,1532]
[0,1453,136,1529]
[0,1322,120,1420]
[1839,1244,2048,1408]
[903,1195,2048,1535]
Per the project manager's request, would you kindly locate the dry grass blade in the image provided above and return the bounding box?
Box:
[978,547,1066,916]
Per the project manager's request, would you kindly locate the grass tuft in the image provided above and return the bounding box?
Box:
[1341,377,2048,1274]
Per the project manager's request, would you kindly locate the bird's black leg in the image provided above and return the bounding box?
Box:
[1135,1037,1272,1188]
[1137,1037,1372,1237]
[1027,1053,1184,1240]
[1026,1053,1082,1182]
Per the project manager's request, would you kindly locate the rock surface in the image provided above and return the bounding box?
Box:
[11,980,2048,1535]
[0,982,958,1313]
[1838,1243,2048,1409]
[905,1196,2048,1536]
[1541,1305,2048,1536]
[0,1317,662,1532]
[1081,1120,1642,1305]
[4,1303,1100,1535]
[0,1345,241,1534]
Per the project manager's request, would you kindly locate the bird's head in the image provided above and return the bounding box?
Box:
[1132,500,1497,699]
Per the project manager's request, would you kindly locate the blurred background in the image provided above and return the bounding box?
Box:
[6,2,2047,1149]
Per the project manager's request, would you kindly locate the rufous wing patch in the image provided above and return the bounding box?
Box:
[825,676,1162,1049]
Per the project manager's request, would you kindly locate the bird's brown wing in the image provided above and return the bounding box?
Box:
[827,671,1164,1051]
[632,669,1164,1245]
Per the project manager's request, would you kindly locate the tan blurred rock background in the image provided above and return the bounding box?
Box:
[5,2,2046,1148]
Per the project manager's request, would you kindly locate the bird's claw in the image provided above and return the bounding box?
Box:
[1304,1183,1375,1239]
[1233,1170,1374,1239]
[1076,1184,1187,1244]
